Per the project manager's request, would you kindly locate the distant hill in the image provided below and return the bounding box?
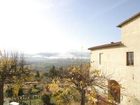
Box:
[25,51,90,71]
[27,58,89,71]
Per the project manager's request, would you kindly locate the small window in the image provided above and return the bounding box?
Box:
[126,52,134,66]
[99,53,103,65]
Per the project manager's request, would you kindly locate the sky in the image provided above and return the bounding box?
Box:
[0,0,140,55]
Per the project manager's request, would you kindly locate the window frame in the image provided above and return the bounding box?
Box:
[99,53,103,65]
[126,52,134,66]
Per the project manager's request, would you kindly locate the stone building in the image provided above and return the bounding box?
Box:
[88,12,140,105]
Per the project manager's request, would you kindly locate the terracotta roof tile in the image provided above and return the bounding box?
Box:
[88,41,122,50]
[117,12,140,27]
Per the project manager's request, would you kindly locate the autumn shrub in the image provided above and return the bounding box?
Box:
[41,94,55,105]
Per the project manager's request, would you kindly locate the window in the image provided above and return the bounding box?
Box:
[126,52,134,66]
[99,53,103,65]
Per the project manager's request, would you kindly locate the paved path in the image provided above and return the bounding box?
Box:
[4,98,10,105]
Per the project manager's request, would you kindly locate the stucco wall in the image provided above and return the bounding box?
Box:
[121,15,140,48]
[90,15,140,105]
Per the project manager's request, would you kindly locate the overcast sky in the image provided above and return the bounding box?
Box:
[0,0,140,54]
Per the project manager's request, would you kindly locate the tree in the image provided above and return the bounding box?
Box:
[0,51,31,105]
[58,64,107,105]
[43,64,108,105]
[52,85,80,105]
[5,86,13,98]
[49,66,58,79]
[35,71,40,78]
[35,70,41,81]
[18,88,24,96]
[44,65,59,81]
[41,94,55,105]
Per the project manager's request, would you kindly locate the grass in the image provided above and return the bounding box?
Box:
[20,98,43,105]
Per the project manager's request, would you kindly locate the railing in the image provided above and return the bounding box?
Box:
[11,95,41,101]
[9,95,42,105]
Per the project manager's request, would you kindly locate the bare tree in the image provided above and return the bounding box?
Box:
[0,51,31,105]
[58,64,108,105]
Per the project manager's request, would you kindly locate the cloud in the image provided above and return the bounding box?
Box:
[0,0,77,53]
[69,52,90,58]
[32,51,90,59]
[39,0,73,9]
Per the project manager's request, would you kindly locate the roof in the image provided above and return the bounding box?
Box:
[88,41,122,50]
[117,12,140,27]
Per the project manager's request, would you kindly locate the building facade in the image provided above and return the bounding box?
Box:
[89,12,140,105]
